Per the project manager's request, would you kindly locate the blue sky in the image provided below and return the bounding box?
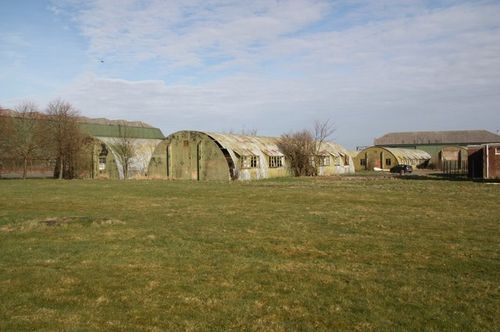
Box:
[1,0,500,148]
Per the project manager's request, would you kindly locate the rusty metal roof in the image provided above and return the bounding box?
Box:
[204,132,350,158]
[206,132,283,156]
[319,141,350,157]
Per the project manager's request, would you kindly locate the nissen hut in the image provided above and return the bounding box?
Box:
[148,131,354,181]
[354,146,430,171]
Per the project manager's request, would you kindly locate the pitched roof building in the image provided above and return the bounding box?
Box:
[374,130,500,146]
[373,130,500,169]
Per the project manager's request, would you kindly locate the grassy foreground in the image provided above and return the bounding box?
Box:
[0,177,498,331]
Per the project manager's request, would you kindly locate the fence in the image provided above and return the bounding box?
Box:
[442,160,468,175]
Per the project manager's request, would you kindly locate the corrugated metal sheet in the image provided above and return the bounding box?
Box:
[382,147,431,162]
[206,132,284,157]
[319,141,350,157]
[79,122,164,139]
[205,132,350,159]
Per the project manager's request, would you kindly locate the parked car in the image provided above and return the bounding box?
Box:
[390,164,413,174]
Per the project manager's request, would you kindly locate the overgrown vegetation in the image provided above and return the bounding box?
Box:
[0,178,498,330]
[278,119,335,176]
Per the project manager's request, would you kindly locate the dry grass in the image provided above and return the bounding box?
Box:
[0,177,498,331]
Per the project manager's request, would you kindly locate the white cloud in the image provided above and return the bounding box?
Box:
[46,0,500,147]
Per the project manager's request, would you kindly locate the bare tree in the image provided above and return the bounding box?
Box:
[0,102,47,179]
[312,119,335,173]
[240,128,258,136]
[0,111,14,177]
[110,125,136,179]
[277,119,335,177]
[226,128,258,136]
[46,99,88,179]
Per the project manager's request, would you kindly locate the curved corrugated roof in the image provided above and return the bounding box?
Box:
[381,147,431,162]
[205,132,284,157]
[204,132,351,159]
[319,141,350,157]
[79,122,164,139]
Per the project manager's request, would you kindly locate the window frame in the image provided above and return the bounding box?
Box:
[268,156,284,168]
[241,155,260,169]
[319,155,330,167]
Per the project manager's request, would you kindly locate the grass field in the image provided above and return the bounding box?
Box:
[0,177,498,331]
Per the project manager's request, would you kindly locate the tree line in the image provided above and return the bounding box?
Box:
[0,100,139,180]
[1,99,335,179]
[0,100,90,179]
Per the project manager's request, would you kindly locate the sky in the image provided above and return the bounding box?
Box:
[1,0,499,148]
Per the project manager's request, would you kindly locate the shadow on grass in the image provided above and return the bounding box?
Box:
[398,173,469,181]
[399,172,500,183]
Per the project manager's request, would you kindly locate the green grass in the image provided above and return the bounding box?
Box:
[0,177,498,331]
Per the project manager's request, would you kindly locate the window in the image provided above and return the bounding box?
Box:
[98,156,106,171]
[251,156,258,168]
[496,147,500,155]
[241,155,259,168]
[360,159,367,166]
[319,155,330,166]
[98,144,108,172]
[385,158,392,166]
[268,156,283,168]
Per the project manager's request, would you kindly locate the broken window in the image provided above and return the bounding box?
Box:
[344,155,350,165]
[386,158,392,166]
[319,155,330,166]
[241,155,260,168]
[360,159,367,166]
[268,156,283,168]
[496,147,500,155]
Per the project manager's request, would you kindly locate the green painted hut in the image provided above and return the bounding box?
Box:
[148,131,354,181]
[79,119,164,179]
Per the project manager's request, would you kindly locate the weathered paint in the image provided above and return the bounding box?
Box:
[148,131,354,181]
[354,146,430,171]
[148,131,231,180]
[88,138,162,179]
[316,141,355,175]
[438,146,468,168]
[89,140,120,179]
[97,137,162,179]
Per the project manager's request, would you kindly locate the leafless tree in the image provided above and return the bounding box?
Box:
[312,119,335,172]
[240,128,258,136]
[110,124,136,179]
[0,102,47,179]
[0,111,14,177]
[277,119,335,177]
[226,128,258,136]
[46,99,88,179]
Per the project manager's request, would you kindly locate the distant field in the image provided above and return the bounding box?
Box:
[0,177,498,331]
